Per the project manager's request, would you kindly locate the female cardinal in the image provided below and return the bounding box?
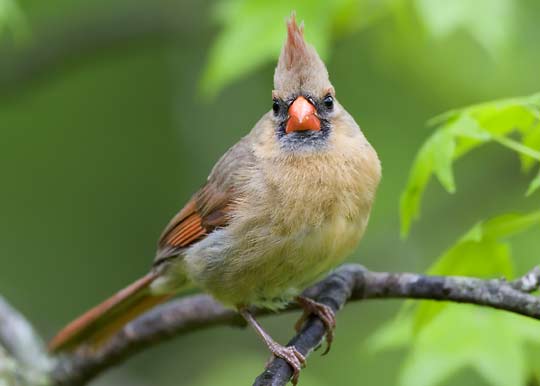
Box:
[49,14,381,383]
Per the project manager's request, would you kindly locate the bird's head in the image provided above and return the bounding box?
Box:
[271,14,337,151]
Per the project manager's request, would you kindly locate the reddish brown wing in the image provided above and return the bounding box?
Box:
[155,187,231,261]
[155,136,254,262]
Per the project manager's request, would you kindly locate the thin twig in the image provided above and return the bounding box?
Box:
[47,264,540,386]
[511,266,540,292]
[0,296,52,373]
[0,297,54,385]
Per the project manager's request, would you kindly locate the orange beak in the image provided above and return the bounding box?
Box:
[285,96,320,133]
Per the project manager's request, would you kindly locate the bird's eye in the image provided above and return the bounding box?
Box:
[272,99,280,115]
[323,95,334,110]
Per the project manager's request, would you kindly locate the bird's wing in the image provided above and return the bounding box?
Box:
[155,136,255,262]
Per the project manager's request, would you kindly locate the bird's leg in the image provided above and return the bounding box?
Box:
[238,308,306,385]
[294,296,336,355]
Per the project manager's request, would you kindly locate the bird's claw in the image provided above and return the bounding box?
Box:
[295,296,336,355]
[267,342,306,385]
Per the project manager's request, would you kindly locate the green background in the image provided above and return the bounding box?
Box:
[0,1,539,385]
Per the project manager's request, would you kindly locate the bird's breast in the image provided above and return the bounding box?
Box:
[184,138,380,309]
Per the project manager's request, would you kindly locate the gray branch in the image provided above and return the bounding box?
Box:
[0,297,54,385]
[253,265,540,385]
[1,264,539,386]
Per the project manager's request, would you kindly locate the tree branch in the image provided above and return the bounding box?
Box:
[0,297,50,369]
[253,265,540,385]
[1,264,539,386]
[50,264,540,386]
[0,296,54,385]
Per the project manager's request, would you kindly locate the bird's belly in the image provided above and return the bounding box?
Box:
[184,213,366,309]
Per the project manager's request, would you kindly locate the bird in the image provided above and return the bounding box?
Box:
[48,14,381,384]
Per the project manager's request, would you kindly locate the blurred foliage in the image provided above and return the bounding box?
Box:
[203,0,523,98]
[401,93,540,236]
[369,305,540,386]
[414,0,514,56]
[388,64,540,385]
[201,0,364,97]
[368,213,540,386]
[0,0,27,41]
[1,1,540,386]
[528,170,540,196]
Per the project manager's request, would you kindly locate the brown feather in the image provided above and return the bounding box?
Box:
[155,137,255,262]
[273,13,331,96]
[48,273,169,353]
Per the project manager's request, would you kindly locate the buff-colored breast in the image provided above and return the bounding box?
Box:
[183,115,381,309]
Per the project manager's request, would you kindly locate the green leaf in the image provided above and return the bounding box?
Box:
[369,307,540,386]
[493,135,540,162]
[466,99,540,171]
[427,239,513,277]
[446,114,491,141]
[479,211,540,240]
[526,345,540,385]
[400,141,434,237]
[202,0,354,98]
[400,307,531,386]
[471,103,537,136]
[368,308,540,386]
[447,113,491,157]
[414,239,512,332]
[527,169,540,196]
[431,130,456,193]
[413,211,540,332]
[203,0,406,97]
[0,0,28,41]
[400,113,490,237]
[395,92,540,385]
[401,93,540,236]
[369,211,540,386]
[415,0,514,56]
[521,122,540,171]
[364,316,412,353]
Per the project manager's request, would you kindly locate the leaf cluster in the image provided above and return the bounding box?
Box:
[372,93,540,386]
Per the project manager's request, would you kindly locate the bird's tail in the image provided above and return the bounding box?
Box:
[48,272,171,353]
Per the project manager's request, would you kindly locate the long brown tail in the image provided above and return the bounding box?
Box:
[48,272,171,353]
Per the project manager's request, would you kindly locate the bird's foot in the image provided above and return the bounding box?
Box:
[267,341,306,385]
[238,307,306,385]
[294,296,336,355]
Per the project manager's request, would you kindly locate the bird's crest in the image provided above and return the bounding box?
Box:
[274,13,331,95]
